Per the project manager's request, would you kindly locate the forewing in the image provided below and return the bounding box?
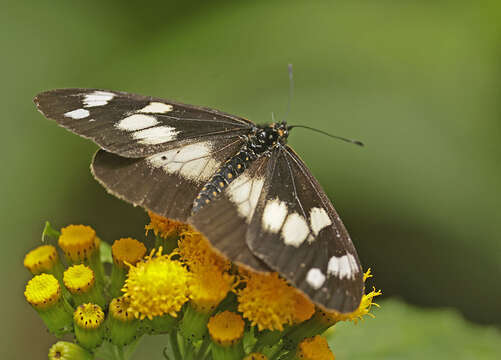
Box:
[188,156,271,271]
[247,145,364,312]
[35,88,253,157]
[92,136,245,221]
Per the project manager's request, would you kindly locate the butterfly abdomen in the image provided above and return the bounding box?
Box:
[192,124,290,213]
[192,148,254,213]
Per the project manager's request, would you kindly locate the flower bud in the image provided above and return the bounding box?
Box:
[24,274,73,336]
[48,341,92,360]
[73,303,105,350]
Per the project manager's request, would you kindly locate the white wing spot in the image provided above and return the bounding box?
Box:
[306,268,326,289]
[116,114,159,131]
[147,142,218,182]
[226,175,264,222]
[281,212,310,247]
[83,91,115,107]
[132,126,178,145]
[327,254,359,280]
[138,102,173,114]
[262,198,288,233]
[310,207,332,236]
[64,108,89,119]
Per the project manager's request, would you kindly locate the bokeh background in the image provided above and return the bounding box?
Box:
[2,0,500,358]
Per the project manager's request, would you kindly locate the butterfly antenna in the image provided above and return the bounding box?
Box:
[283,63,294,124]
[287,125,364,147]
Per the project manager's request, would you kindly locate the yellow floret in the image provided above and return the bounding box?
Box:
[207,311,245,346]
[23,245,59,274]
[24,273,61,309]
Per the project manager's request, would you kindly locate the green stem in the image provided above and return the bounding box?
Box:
[196,337,211,359]
[113,345,125,360]
[170,331,183,360]
[118,346,126,360]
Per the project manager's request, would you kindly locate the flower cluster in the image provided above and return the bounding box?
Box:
[23,213,381,360]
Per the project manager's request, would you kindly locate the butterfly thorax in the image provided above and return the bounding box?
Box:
[192,122,288,213]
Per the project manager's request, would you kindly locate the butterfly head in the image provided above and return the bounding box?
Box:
[256,122,289,148]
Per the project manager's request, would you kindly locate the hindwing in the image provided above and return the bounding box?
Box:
[246,146,364,312]
[92,136,245,221]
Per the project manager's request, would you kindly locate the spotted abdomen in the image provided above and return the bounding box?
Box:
[192,149,253,213]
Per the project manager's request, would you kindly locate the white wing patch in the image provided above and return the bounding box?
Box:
[306,268,326,289]
[116,114,159,131]
[262,198,288,233]
[309,207,332,235]
[83,91,115,108]
[138,102,173,114]
[64,108,89,119]
[226,174,265,222]
[327,253,359,280]
[147,142,219,182]
[281,212,310,247]
[132,126,179,145]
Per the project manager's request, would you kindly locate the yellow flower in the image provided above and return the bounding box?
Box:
[109,296,135,322]
[317,269,382,325]
[189,263,234,313]
[63,264,95,294]
[293,291,316,323]
[122,248,191,320]
[58,225,99,262]
[297,335,335,360]
[73,304,105,349]
[23,245,59,275]
[63,264,105,307]
[111,237,146,268]
[107,297,140,346]
[328,287,381,323]
[73,303,105,330]
[178,229,229,271]
[237,272,297,331]
[145,211,189,238]
[207,311,245,346]
[24,273,61,309]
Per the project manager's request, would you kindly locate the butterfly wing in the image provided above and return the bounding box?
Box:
[92,135,246,220]
[188,155,271,271]
[246,145,364,312]
[34,88,253,157]
[35,88,254,221]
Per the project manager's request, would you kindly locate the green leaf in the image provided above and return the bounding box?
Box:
[328,299,501,360]
[42,221,60,242]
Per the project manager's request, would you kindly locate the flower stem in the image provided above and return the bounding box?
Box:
[117,345,126,360]
[169,331,183,360]
[196,337,211,359]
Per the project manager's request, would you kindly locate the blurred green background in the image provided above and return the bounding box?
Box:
[2,0,501,358]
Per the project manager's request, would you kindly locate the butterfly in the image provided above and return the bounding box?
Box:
[34,88,364,312]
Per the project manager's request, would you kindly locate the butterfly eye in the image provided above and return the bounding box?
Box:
[258,131,267,141]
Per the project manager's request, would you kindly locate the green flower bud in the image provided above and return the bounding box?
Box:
[73,303,105,350]
[107,297,141,346]
[24,274,73,336]
[48,341,93,360]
